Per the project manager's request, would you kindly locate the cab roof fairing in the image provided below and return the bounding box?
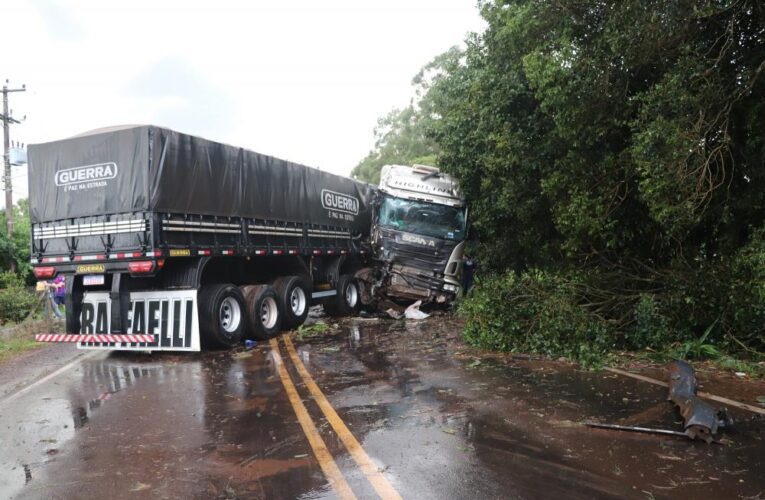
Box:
[378,164,465,208]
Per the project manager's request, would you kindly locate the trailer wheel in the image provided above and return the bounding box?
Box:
[324,274,360,317]
[272,276,310,330]
[199,284,246,348]
[243,285,282,340]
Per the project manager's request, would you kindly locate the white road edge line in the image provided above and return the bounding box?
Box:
[0,350,102,406]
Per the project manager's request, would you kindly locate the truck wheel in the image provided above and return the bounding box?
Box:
[272,276,310,330]
[199,284,246,348]
[324,274,360,317]
[243,285,282,340]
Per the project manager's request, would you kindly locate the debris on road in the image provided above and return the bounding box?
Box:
[386,309,404,320]
[385,300,431,320]
[668,360,731,443]
[587,360,733,443]
[404,300,430,320]
[584,421,689,438]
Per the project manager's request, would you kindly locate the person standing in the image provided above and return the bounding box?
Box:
[45,277,64,320]
[462,254,476,294]
[52,275,65,310]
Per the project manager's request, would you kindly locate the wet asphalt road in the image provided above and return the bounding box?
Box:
[0,315,764,499]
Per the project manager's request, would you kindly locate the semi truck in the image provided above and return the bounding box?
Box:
[28,126,467,352]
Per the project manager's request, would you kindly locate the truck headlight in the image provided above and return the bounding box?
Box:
[443,284,458,293]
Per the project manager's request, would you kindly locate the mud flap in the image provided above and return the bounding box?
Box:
[77,290,200,351]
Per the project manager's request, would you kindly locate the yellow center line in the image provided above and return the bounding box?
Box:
[269,338,357,500]
[283,335,403,500]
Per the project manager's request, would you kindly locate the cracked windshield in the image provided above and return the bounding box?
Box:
[379,196,466,240]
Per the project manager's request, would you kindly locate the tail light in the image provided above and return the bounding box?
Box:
[128,261,155,274]
[34,266,57,279]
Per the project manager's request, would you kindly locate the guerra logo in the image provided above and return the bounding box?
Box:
[55,162,118,187]
[321,189,359,215]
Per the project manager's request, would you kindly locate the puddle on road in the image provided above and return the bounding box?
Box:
[295,315,765,499]
[1,347,336,499]
[1,314,762,499]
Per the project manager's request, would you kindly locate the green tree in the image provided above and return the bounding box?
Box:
[358,0,765,358]
[351,105,437,184]
[0,199,33,283]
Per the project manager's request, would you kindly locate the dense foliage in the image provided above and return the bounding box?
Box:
[0,199,33,283]
[359,0,765,362]
[0,199,37,324]
[0,271,38,324]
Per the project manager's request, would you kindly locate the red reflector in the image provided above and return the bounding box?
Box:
[128,261,154,274]
[34,266,56,279]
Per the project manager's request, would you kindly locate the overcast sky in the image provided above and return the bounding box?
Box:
[2,0,484,201]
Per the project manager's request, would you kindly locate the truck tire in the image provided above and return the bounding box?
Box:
[324,274,360,317]
[199,284,246,348]
[243,285,282,340]
[272,275,310,330]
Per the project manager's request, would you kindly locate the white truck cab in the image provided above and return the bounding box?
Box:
[372,164,468,303]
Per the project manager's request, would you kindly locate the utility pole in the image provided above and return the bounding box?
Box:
[1,80,26,237]
[1,80,26,273]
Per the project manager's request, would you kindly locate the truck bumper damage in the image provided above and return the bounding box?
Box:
[355,265,457,306]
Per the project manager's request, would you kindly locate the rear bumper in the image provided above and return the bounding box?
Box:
[36,334,155,343]
[46,288,201,351]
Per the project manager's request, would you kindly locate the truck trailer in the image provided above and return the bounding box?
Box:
[29,125,375,351]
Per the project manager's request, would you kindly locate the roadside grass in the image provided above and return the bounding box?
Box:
[605,347,765,379]
[0,337,40,362]
[0,319,62,363]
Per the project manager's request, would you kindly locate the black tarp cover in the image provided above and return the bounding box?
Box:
[28,125,374,233]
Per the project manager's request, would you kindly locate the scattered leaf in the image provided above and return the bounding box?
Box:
[130,482,150,492]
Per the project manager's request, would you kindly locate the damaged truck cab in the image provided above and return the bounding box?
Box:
[367,164,467,305]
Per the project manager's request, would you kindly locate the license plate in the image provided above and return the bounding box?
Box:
[83,274,105,286]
